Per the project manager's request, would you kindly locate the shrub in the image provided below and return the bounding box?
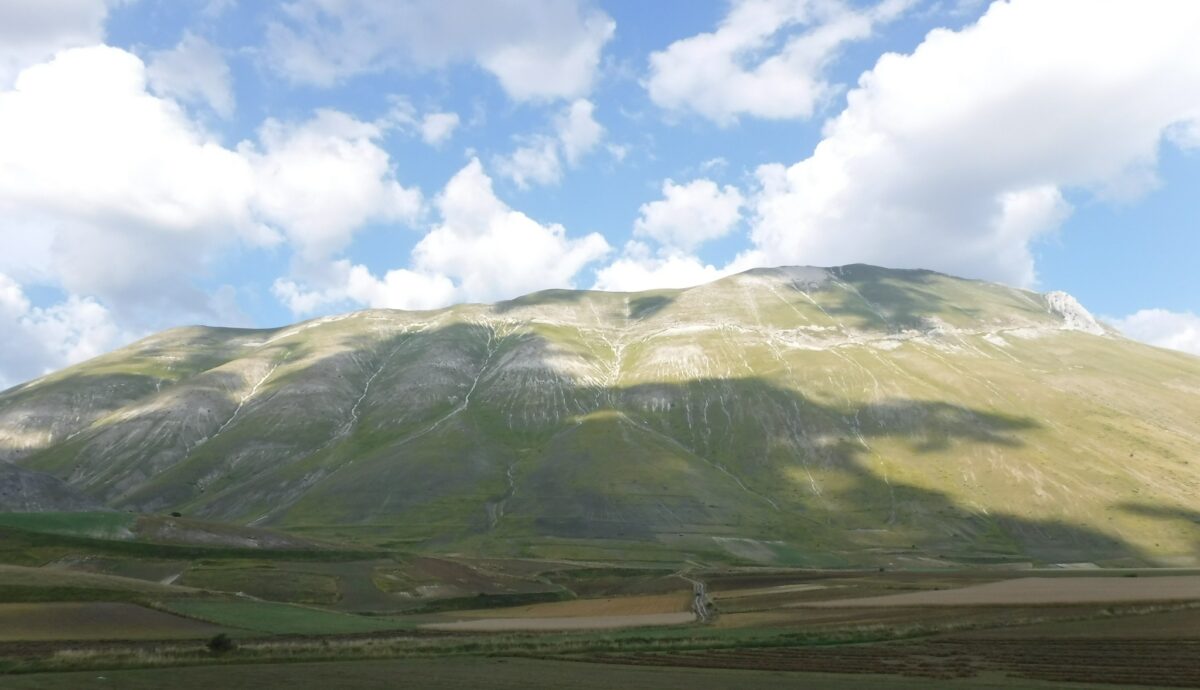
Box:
[207,633,236,654]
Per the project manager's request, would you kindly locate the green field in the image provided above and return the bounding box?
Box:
[163,600,409,635]
[0,513,133,540]
[178,563,341,604]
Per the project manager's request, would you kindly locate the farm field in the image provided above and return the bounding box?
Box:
[0,603,221,641]
[586,638,1200,688]
[439,592,691,618]
[1,524,1199,687]
[0,657,1156,690]
[423,611,696,631]
[421,591,696,631]
[162,600,409,635]
[802,575,1200,607]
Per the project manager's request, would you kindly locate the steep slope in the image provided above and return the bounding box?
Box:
[0,463,105,512]
[2,265,1198,567]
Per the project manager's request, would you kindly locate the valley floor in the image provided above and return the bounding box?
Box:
[2,516,1199,688]
[0,657,1180,690]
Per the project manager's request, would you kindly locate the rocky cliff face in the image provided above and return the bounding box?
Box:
[1,265,1198,567]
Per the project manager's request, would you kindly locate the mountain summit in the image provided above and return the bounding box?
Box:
[2,265,1197,567]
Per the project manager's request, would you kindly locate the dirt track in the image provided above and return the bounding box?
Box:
[803,576,1200,607]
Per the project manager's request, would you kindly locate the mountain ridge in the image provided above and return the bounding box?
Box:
[1,264,1197,567]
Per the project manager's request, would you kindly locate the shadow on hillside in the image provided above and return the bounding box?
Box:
[37,320,1177,566]
[781,264,983,332]
[492,289,591,314]
[628,294,675,320]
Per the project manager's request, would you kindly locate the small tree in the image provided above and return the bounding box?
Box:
[207,633,236,654]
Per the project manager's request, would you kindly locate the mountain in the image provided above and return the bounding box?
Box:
[1,265,1197,567]
[0,462,105,512]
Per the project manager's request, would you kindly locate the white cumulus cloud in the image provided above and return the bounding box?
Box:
[496,98,605,188]
[556,99,604,166]
[273,159,610,313]
[245,109,423,263]
[419,111,460,146]
[495,136,563,189]
[0,46,259,319]
[634,179,743,252]
[1111,309,1200,356]
[646,0,911,125]
[0,272,128,390]
[0,45,424,384]
[0,0,126,86]
[592,244,738,293]
[592,178,746,293]
[146,32,235,117]
[265,0,614,102]
[745,0,1200,287]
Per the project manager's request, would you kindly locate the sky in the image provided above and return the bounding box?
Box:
[1,0,1199,388]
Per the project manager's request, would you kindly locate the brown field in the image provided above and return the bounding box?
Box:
[802,576,1200,607]
[952,606,1200,639]
[712,604,1092,630]
[0,603,222,641]
[587,638,1200,687]
[421,592,695,631]
[0,564,192,596]
[447,592,691,618]
[711,583,828,599]
[423,611,696,631]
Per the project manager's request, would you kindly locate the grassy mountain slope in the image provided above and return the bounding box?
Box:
[2,265,1197,567]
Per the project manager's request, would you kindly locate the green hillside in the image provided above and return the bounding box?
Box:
[2,265,1197,567]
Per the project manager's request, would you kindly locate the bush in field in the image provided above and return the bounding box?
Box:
[207,633,236,654]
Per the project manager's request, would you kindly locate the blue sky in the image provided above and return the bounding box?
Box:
[1,0,1199,387]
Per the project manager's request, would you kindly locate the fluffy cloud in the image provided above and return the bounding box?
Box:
[274,159,610,312]
[419,112,460,146]
[0,273,128,390]
[0,0,125,86]
[146,32,234,117]
[495,136,563,189]
[591,177,746,292]
[496,98,604,188]
[592,245,738,293]
[273,260,457,313]
[265,0,614,102]
[245,110,422,263]
[0,46,420,316]
[745,0,1200,287]
[0,45,423,385]
[634,179,743,252]
[0,46,259,318]
[556,99,604,165]
[646,0,910,125]
[384,100,462,147]
[1111,309,1200,356]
